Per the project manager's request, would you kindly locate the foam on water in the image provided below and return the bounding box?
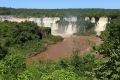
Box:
[95,17,108,35]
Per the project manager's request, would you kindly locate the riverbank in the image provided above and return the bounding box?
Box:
[27,35,101,63]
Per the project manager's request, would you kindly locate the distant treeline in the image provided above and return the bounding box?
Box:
[0,7,120,18]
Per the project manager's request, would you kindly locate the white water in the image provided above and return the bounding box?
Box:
[91,17,95,23]
[0,16,109,36]
[85,17,90,21]
[95,17,108,35]
[64,17,77,22]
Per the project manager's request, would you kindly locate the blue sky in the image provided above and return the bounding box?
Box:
[0,0,120,9]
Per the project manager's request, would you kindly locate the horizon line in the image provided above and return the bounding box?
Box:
[0,6,120,10]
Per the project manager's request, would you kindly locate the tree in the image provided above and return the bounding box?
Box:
[0,45,8,60]
[93,17,120,79]
[0,54,26,80]
[41,70,77,80]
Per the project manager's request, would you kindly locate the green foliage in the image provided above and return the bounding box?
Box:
[0,54,26,80]
[18,53,99,80]
[43,70,77,80]
[59,50,100,79]
[0,42,101,80]
[95,17,120,56]
[1,7,120,18]
[17,66,44,80]
[93,17,120,79]
[0,45,8,60]
[46,35,63,44]
[0,21,63,57]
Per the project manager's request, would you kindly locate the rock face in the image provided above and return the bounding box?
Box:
[0,16,109,36]
[95,17,108,35]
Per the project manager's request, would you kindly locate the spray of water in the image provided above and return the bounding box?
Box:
[0,15,109,37]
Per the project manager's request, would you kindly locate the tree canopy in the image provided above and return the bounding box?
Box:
[93,17,120,79]
[0,7,120,18]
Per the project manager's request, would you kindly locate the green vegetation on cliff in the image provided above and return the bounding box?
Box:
[92,17,120,79]
[0,21,63,57]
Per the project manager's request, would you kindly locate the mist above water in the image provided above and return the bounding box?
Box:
[95,17,108,35]
[0,16,109,37]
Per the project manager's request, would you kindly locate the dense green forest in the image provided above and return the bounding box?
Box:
[93,17,120,79]
[0,7,120,18]
[0,21,63,57]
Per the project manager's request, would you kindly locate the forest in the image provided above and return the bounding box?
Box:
[0,7,120,18]
[0,21,63,57]
[0,7,120,79]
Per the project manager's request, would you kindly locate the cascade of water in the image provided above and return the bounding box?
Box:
[0,16,109,36]
[95,17,108,35]
[66,23,75,34]
[51,18,60,35]
[64,17,77,22]
[91,17,95,23]
[65,25,68,33]
[72,23,77,33]
[85,17,90,21]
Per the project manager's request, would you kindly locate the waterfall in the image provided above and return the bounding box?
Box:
[66,22,77,34]
[0,15,110,36]
[66,23,73,34]
[91,17,95,23]
[85,17,90,21]
[95,17,108,35]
